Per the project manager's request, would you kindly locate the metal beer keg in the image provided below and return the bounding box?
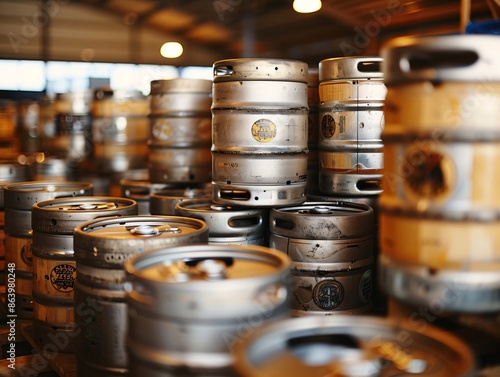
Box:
[175,198,269,245]
[124,244,292,377]
[149,185,212,216]
[270,201,374,316]
[318,57,386,196]
[232,315,476,377]
[211,58,309,207]
[0,160,29,286]
[4,181,93,318]
[73,215,209,376]
[148,78,212,184]
[31,196,138,353]
[379,35,500,313]
[92,88,150,174]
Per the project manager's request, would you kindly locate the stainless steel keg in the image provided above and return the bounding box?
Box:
[232,315,476,377]
[149,185,212,216]
[52,90,93,164]
[92,88,150,174]
[4,181,93,318]
[0,160,29,286]
[119,169,171,215]
[73,215,209,377]
[29,154,74,181]
[31,196,138,354]
[270,201,374,316]
[124,244,292,377]
[148,78,212,184]
[379,35,500,313]
[212,58,309,207]
[175,198,269,245]
[318,57,386,196]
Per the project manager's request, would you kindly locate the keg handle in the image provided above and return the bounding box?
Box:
[228,215,263,229]
[400,50,479,73]
[357,60,382,74]
[183,256,234,267]
[214,65,234,77]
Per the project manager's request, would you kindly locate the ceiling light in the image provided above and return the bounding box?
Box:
[293,0,322,13]
[160,42,183,58]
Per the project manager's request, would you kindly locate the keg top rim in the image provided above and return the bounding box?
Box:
[232,314,476,376]
[319,56,384,80]
[381,34,500,84]
[32,196,137,211]
[272,201,373,216]
[4,180,93,193]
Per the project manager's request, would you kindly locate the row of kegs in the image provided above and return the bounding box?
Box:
[2,32,499,376]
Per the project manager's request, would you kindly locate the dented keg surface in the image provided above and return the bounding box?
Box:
[0,161,29,286]
[73,215,209,377]
[212,58,309,207]
[149,185,211,216]
[379,35,500,313]
[4,181,93,318]
[232,315,476,377]
[148,78,212,184]
[119,169,173,215]
[92,88,150,174]
[318,57,386,196]
[31,196,138,353]
[124,244,292,377]
[270,202,374,316]
[175,198,269,245]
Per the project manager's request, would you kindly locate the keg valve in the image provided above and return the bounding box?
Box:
[197,259,227,280]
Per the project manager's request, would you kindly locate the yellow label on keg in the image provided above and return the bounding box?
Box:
[321,114,336,138]
[251,119,277,143]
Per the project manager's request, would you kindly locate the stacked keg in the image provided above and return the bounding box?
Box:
[211,58,309,206]
[148,78,212,185]
[379,35,500,313]
[3,181,93,318]
[232,315,476,377]
[31,196,138,353]
[73,215,208,376]
[0,160,29,287]
[125,244,292,377]
[91,88,150,175]
[269,201,374,315]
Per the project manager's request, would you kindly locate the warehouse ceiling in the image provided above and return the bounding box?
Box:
[0,0,496,67]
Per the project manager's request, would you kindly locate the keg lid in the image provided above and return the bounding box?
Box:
[270,201,374,240]
[213,58,308,83]
[125,244,290,283]
[32,196,138,234]
[4,181,94,210]
[319,57,383,81]
[175,198,268,237]
[381,34,500,84]
[232,315,476,377]
[149,78,212,95]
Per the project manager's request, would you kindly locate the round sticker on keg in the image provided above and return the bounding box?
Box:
[251,119,277,142]
[50,264,76,292]
[402,145,453,199]
[321,114,336,138]
[313,279,344,310]
[358,269,373,305]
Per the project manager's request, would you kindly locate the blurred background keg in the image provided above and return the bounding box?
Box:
[211,58,309,207]
[119,169,171,214]
[307,68,320,195]
[73,215,208,377]
[175,198,269,245]
[232,315,476,377]
[38,94,56,155]
[91,88,150,175]
[4,181,93,319]
[270,201,374,316]
[379,35,500,313]
[29,153,75,182]
[17,99,40,155]
[0,160,29,288]
[31,196,138,353]
[149,185,212,216]
[0,100,20,157]
[148,78,212,185]
[124,244,292,377]
[318,57,386,197]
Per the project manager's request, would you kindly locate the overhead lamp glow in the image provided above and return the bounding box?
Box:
[293,0,322,13]
[160,42,183,58]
